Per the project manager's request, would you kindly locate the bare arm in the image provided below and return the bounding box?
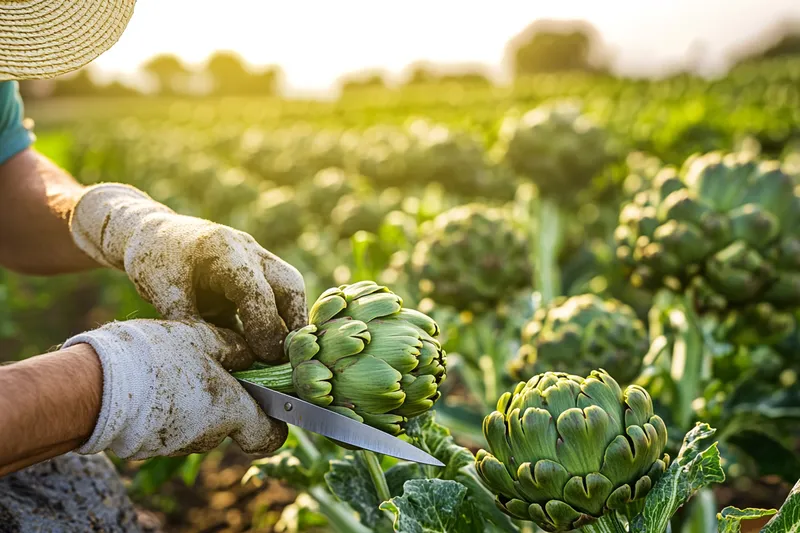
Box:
[0,343,102,477]
[0,147,99,275]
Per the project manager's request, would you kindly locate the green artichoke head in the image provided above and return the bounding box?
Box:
[476,370,669,532]
[615,151,800,345]
[496,101,613,204]
[285,281,446,435]
[511,294,648,383]
[409,204,532,311]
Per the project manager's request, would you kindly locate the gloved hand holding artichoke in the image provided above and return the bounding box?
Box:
[409,204,532,311]
[235,281,446,436]
[476,370,669,532]
[510,294,649,384]
[615,151,800,344]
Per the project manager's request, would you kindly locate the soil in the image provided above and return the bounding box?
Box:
[123,443,305,533]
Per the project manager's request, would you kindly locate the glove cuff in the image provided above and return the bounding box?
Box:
[70,183,172,270]
[62,322,155,457]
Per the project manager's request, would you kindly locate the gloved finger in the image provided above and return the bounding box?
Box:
[259,249,309,332]
[204,324,255,372]
[208,263,288,363]
[232,398,289,455]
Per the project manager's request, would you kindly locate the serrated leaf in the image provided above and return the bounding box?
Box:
[760,478,800,533]
[386,462,423,496]
[716,507,776,533]
[324,454,390,529]
[631,423,726,533]
[380,479,475,533]
[405,412,519,533]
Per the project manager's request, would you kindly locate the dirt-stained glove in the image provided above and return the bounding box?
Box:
[69,183,307,363]
[62,319,288,459]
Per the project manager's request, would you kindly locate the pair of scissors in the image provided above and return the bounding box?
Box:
[237,378,444,467]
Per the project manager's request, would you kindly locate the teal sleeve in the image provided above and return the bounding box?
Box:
[0,81,34,165]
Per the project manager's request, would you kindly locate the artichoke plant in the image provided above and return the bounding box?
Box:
[495,101,613,205]
[510,294,648,384]
[409,204,532,311]
[250,186,307,248]
[476,370,669,532]
[234,281,446,435]
[615,151,800,344]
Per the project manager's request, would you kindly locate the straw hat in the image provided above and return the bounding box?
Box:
[0,0,136,80]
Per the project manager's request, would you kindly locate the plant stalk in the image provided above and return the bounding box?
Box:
[533,197,562,305]
[581,512,629,533]
[359,450,392,503]
[308,484,373,533]
[232,363,294,393]
[671,292,705,429]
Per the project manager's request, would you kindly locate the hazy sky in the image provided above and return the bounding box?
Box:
[92,0,800,94]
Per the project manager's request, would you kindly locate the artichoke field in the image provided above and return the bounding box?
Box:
[13,58,800,532]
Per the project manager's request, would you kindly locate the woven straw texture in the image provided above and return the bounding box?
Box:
[0,0,135,80]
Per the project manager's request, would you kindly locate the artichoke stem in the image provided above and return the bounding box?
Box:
[308,484,373,533]
[581,512,629,533]
[671,291,706,429]
[358,450,392,503]
[534,196,563,304]
[232,362,295,393]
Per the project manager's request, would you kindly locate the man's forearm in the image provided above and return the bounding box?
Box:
[0,343,102,476]
[0,148,100,274]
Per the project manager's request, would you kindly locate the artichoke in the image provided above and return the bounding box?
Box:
[615,151,800,344]
[510,294,648,384]
[409,204,532,311]
[302,167,356,222]
[476,370,669,532]
[235,281,446,435]
[495,101,613,204]
[250,186,307,248]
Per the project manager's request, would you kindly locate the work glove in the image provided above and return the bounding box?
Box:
[63,319,287,459]
[69,183,307,363]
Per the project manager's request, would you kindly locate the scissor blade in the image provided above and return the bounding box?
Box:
[238,379,444,467]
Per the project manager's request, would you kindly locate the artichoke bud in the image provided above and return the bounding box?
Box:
[284,281,446,436]
[728,204,781,247]
[615,150,800,345]
[476,370,669,532]
[511,295,648,384]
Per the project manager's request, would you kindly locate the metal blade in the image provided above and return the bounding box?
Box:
[238,379,445,467]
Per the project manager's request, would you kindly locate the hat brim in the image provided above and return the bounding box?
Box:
[0,0,136,80]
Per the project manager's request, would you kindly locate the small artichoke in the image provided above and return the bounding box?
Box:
[236,281,446,435]
[251,186,306,248]
[496,101,613,204]
[615,151,800,344]
[510,294,648,383]
[409,204,532,311]
[476,370,669,532]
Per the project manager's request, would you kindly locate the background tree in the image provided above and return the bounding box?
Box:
[142,54,188,95]
[504,19,612,78]
[338,71,388,95]
[730,20,800,66]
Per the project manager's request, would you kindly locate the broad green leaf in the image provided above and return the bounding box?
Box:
[716,507,776,533]
[760,478,800,533]
[379,479,474,533]
[386,462,423,496]
[631,423,726,533]
[324,454,391,529]
[406,412,519,533]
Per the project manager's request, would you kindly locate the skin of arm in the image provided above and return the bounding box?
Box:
[0,343,102,477]
[0,147,99,275]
